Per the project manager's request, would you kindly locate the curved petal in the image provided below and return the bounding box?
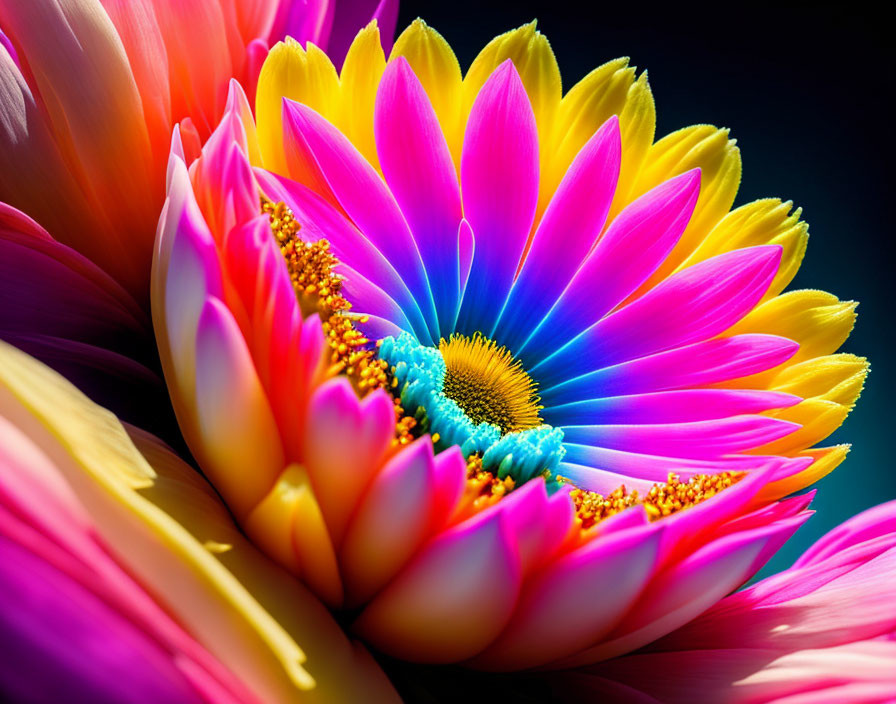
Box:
[531,246,783,388]
[354,510,521,662]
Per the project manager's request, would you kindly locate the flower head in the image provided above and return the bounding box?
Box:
[151,19,865,670]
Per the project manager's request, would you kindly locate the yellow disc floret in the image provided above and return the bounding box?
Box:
[439,333,542,434]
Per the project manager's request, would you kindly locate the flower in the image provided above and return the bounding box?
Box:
[0,340,401,703]
[151,20,864,669]
[0,0,397,299]
[2,326,891,702]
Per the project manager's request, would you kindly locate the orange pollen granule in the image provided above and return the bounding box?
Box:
[567,471,746,531]
[262,196,416,445]
[452,455,516,521]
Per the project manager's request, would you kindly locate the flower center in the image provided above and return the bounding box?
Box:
[439,334,542,435]
[263,197,746,533]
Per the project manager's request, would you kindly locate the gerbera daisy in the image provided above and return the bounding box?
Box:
[150,20,865,667]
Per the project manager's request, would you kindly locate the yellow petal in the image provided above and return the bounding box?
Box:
[679,199,809,301]
[751,355,867,456]
[769,354,869,405]
[133,432,399,704]
[339,21,386,170]
[0,341,400,703]
[462,21,562,166]
[756,445,849,502]
[245,464,344,608]
[0,342,308,701]
[256,38,340,173]
[547,59,656,230]
[614,71,657,213]
[627,125,742,288]
[727,290,858,366]
[390,19,463,162]
[552,58,634,170]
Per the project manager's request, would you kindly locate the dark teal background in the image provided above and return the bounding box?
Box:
[397,2,893,575]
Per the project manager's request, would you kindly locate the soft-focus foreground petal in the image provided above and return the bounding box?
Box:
[572,501,896,703]
[0,201,172,434]
[0,341,400,703]
[0,0,393,300]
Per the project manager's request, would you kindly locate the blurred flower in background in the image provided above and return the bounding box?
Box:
[0,0,395,429]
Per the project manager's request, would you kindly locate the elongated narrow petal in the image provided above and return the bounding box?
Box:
[456,60,539,337]
[494,116,622,351]
[518,169,700,362]
[375,57,463,331]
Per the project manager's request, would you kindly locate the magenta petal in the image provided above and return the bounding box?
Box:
[531,245,784,387]
[282,99,439,341]
[519,169,700,363]
[0,535,206,704]
[254,167,431,340]
[794,500,896,569]
[553,513,808,667]
[544,389,799,426]
[375,57,463,332]
[456,60,539,337]
[340,437,440,606]
[321,0,398,69]
[471,521,662,670]
[563,415,800,460]
[354,511,521,662]
[542,333,799,405]
[494,116,622,351]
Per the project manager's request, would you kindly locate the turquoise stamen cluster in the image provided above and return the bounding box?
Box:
[378,333,566,488]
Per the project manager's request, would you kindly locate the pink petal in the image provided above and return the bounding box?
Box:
[544,389,799,426]
[542,334,799,406]
[518,170,700,363]
[532,245,784,388]
[563,415,800,460]
[552,513,809,667]
[354,511,521,662]
[194,296,284,519]
[375,57,463,332]
[456,60,539,337]
[471,520,662,670]
[282,99,439,341]
[302,381,395,547]
[340,437,442,606]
